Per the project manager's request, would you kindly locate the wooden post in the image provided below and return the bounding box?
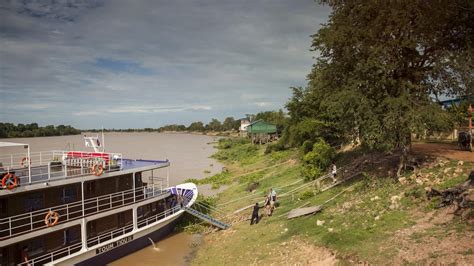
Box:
[468,104,472,133]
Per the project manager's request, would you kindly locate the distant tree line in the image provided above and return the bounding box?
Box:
[0,123,81,138]
[86,110,289,134]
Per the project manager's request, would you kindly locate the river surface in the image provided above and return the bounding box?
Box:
[0,132,223,265]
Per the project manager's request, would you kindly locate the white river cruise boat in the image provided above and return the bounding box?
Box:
[0,136,198,265]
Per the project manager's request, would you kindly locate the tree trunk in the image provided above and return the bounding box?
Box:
[397,134,412,177]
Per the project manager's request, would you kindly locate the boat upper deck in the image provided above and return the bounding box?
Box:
[0,145,170,193]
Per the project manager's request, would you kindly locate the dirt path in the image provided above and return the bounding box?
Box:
[412,143,474,162]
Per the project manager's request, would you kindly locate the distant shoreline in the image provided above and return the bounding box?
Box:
[84,130,241,138]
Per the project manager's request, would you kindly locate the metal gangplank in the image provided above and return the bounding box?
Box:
[184,207,230,230]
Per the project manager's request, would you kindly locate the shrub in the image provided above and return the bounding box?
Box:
[264,140,286,154]
[302,138,335,180]
[301,140,314,154]
[299,190,315,200]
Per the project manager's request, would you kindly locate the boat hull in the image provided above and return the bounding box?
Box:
[50,183,198,266]
[75,217,180,266]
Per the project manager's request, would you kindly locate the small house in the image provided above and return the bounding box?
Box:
[246,120,278,144]
[239,118,251,137]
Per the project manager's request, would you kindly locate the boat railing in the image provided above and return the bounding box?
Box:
[19,205,183,266]
[0,150,123,186]
[18,242,83,266]
[0,184,167,239]
[86,223,135,248]
[136,205,181,229]
[17,189,194,266]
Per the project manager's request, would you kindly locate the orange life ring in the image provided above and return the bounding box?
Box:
[20,157,30,167]
[91,163,104,176]
[2,173,18,190]
[44,211,59,227]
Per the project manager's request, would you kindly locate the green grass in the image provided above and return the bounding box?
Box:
[191,138,474,265]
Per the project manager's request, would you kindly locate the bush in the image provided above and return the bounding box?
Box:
[264,141,286,154]
[301,140,314,154]
[298,190,315,200]
[302,138,335,180]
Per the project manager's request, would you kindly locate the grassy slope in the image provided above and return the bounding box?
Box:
[191,139,473,265]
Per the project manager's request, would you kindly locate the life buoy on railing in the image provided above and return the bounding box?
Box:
[20,157,30,168]
[91,163,104,176]
[2,173,18,190]
[44,211,59,227]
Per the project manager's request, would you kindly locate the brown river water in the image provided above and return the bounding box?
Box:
[0,132,223,265]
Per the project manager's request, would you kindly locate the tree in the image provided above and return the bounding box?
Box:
[287,0,473,175]
[222,117,236,131]
[207,119,222,131]
[254,109,288,133]
[188,121,205,132]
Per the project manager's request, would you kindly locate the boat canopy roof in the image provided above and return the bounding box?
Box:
[0,141,28,148]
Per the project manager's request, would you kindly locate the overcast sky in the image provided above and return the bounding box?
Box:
[0,0,330,129]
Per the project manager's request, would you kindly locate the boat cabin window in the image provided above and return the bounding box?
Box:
[85,181,96,196]
[0,198,7,217]
[26,238,44,257]
[63,228,80,245]
[23,193,44,212]
[61,185,77,204]
[135,172,143,187]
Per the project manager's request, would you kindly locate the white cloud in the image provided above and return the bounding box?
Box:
[0,0,330,128]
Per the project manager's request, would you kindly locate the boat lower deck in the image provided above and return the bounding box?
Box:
[2,183,198,266]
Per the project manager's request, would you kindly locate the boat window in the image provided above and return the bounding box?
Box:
[23,193,44,212]
[86,182,96,196]
[0,198,7,216]
[135,172,143,187]
[61,186,77,204]
[26,238,44,257]
[63,227,80,245]
[87,220,97,237]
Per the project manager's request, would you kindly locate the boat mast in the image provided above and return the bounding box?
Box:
[101,127,105,153]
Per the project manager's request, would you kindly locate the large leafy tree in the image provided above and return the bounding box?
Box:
[287,0,473,175]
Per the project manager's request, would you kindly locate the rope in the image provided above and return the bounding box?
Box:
[194,202,227,217]
[228,160,292,183]
[277,183,357,218]
[217,178,304,207]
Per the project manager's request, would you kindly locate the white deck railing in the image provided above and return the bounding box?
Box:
[0,150,123,186]
[19,205,184,266]
[0,184,168,239]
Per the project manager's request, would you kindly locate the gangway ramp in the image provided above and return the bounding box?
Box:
[184,207,230,230]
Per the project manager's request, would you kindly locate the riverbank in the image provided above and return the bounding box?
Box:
[190,138,473,264]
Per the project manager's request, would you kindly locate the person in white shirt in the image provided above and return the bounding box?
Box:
[331,162,337,183]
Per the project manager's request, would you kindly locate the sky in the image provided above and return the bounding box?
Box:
[0,0,330,129]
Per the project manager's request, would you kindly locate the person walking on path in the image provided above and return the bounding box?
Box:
[268,188,277,202]
[250,202,261,225]
[331,162,337,183]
